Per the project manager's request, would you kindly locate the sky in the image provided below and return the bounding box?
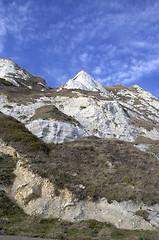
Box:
[0,0,159,98]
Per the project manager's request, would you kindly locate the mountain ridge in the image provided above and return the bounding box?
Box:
[0,57,159,236]
[0,58,49,91]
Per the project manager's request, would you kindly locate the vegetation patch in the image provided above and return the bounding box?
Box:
[0,153,17,186]
[136,210,150,221]
[0,192,158,239]
[27,135,159,205]
[1,112,159,205]
[31,104,79,125]
[131,117,155,130]
[0,78,14,86]
[0,112,50,156]
[134,136,159,159]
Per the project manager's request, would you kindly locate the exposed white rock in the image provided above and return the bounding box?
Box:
[54,95,138,141]
[0,57,49,90]
[0,67,159,144]
[0,141,158,230]
[7,159,157,230]
[140,127,159,140]
[0,93,137,142]
[134,143,150,152]
[0,58,31,86]
[26,120,88,144]
[1,61,159,232]
[0,138,20,158]
[63,70,111,97]
[1,89,159,143]
[109,85,159,123]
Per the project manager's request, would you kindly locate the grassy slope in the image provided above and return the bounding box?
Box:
[0,112,50,156]
[0,107,159,238]
[0,112,159,205]
[31,136,159,205]
[0,190,159,240]
[31,105,79,125]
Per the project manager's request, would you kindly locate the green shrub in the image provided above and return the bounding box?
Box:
[0,113,50,155]
[30,142,50,154]
[0,154,16,185]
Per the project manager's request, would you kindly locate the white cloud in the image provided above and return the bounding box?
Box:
[93,66,102,75]
[79,53,89,63]
[101,57,159,86]
[0,0,40,45]
[0,0,159,94]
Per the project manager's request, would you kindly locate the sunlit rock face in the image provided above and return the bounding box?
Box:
[0,57,49,90]
[0,58,159,144]
[26,120,88,144]
[7,160,155,231]
[1,59,159,231]
[63,70,111,96]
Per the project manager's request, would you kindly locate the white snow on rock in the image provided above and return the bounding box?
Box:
[63,70,111,97]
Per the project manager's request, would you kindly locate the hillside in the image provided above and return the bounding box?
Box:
[0,58,159,239]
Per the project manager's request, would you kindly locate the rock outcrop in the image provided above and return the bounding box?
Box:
[0,58,49,90]
[0,58,159,231]
[3,156,158,230]
[0,61,159,144]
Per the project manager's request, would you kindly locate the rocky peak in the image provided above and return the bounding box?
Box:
[0,57,49,91]
[1,60,159,233]
[63,69,111,96]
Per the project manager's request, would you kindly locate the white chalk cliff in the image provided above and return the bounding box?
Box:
[0,60,159,144]
[63,70,111,96]
[1,58,159,231]
[0,58,49,90]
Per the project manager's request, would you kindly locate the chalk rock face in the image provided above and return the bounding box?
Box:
[1,59,159,231]
[105,84,159,124]
[54,95,138,141]
[0,58,159,144]
[63,70,111,96]
[26,120,88,144]
[6,159,157,230]
[0,58,49,90]
[0,90,138,143]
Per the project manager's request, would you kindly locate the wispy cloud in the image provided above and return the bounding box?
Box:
[93,66,103,75]
[79,53,89,64]
[0,0,159,97]
[102,57,159,86]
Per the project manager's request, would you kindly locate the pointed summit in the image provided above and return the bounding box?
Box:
[64,70,110,95]
[0,57,49,90]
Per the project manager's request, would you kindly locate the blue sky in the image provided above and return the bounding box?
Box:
[0,0,159,98]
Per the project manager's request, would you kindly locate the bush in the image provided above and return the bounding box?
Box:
[0,113,50,155]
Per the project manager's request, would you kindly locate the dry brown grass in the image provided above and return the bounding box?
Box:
[0,84,113,106]
[1,190,159,240]
[29,135,159,205]
[31,105,79,125]
[1,112,159,205]
[130,117,155,130]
